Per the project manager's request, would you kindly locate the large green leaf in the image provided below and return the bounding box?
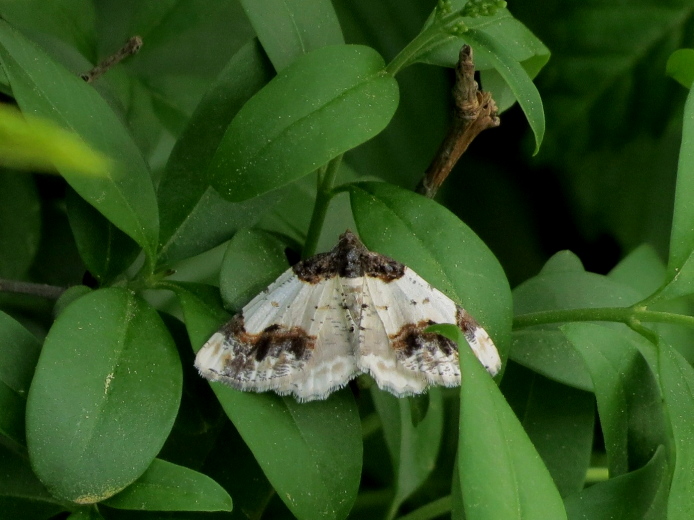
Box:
[208,45,399,201]
[500,363,594,497]
[0,311,41,445]
[0,20,159,259]
[239,0,344,71]
[561,323,653,477]
[219,228,290,311]
[103,458,231,512]
[371,388,443,519]
[462,28,544,154]
[0,0,96,60]
[169,283,363,520]
[95,0,254,80]
[511,252,643,389]
[26,288,182,503]
[657,85,694,301]
[418,8,549,73]
[347,181,512,358]
[658,341,694,519]
[0,171,40,279]
[66,188,139,285]
[156,39,276,266]
[440,324,567,520]
[667,49,694,89]
[563,446,669,520]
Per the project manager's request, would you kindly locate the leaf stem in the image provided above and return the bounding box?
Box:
[513,307,694,330]
[302,155,343,258]
[0,278,66,299]
[386,8,466,76]
[386,24,445,76]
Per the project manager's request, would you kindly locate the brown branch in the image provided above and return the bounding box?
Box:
[81,36,143,83]
[0,279,66,300]
[416,45,500,199]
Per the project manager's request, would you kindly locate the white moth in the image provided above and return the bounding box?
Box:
[195,230,501,401]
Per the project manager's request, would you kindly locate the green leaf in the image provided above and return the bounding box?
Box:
[442,324,567,519]
[208,45,399,201]
[95,0,254,82]
[0,171,40,279]
[26,288,182,503]
[561,324,654,477]
[657,85,694,301]
[608,244,665,298]
[0,103,108,175]
[500,363,594,497]
[418,8,549,73]
[451,461,464,520]
[0,311,41,445]
[563,446,669,520]
[159,282,230,340]
[239,0,344,71]
[170,284,363,520]
[0,0,96,60]
[667,49,694,89]
[658,341,694,519]
[66,188,139,285]
[371,388,443,519]
[0,20,159,260]
[538,251,585,275]
[103,458,232,512]
[511,253,643,389]
[417,8,549,115]
[463,29,545,154]
[53,286,92,318]
[347,181,512,357]
[156,39,276,266]
[397,496,452,520]
[219,229,290,311]
[0,445,65,520]
[511,330,593,392]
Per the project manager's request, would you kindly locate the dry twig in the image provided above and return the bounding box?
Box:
[416,45,500,198]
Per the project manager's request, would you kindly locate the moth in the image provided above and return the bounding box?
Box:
[195,230,501,401]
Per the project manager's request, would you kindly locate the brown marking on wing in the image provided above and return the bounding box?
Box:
[219,314,316,374]
[293,252,338,283]
[456,306,481,344]
[389,320,458,359]
[362,252,405,282]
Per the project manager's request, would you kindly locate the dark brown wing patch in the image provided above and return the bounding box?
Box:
[292,230,405,283]
[220,314,315,375]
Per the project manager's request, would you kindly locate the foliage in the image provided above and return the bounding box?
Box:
[1,1,694,520]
